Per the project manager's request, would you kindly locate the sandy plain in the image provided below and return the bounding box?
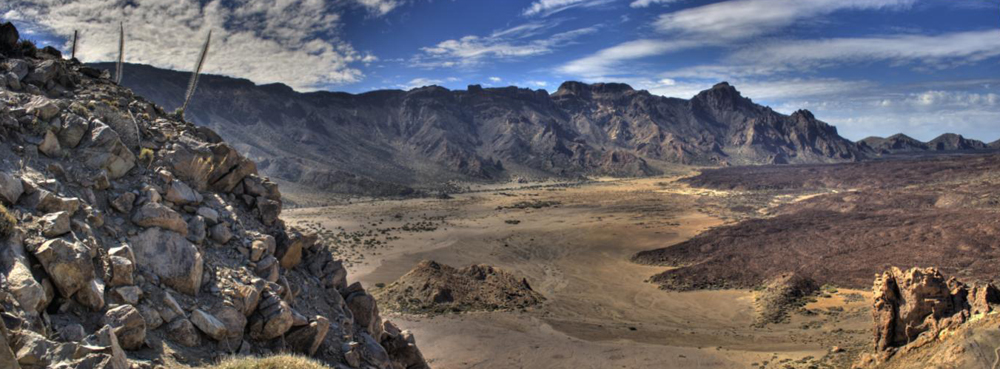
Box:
[284,176,871,369]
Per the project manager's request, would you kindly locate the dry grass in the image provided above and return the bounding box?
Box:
[0,203,15,238]
[209,355,332,369]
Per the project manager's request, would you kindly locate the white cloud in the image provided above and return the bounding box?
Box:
[489,76,502,82]
[630,0,680,8]
[558,39,700,77]
[398,77,445,90]
[3,0,373,91]
[416,26,599,68]
[527,80,548,87]
[654,0,915,40]
[354,0,401,16]
[729,30,1000,71]
[522,0,614,17]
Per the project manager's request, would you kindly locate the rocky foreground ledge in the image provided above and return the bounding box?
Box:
[0,22,428,369]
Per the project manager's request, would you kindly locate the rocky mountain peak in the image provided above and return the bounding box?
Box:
[693,81,751,111]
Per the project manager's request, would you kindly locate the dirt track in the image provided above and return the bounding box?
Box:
[285,177,871,368]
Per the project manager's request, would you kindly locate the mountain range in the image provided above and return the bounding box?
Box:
[93,63,996,197]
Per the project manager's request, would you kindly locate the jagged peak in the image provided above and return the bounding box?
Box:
[554,81,634,97]
[790,109,815,120]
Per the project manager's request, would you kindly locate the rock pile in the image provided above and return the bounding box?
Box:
[376,260,543,314]
[0,21,427,369]
[864,267,1000,365]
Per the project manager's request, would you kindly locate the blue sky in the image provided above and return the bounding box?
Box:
[3,0,999,141]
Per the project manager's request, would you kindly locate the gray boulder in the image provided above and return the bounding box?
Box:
[131,202,188,235]
[130,228,203,295]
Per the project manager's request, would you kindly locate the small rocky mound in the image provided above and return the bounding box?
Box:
[376,260,543,314]
[752,273,818,327]
[857,267,1000,367]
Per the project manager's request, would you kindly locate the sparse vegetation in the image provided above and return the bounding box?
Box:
[0,203,16,238]
[209,355,332,369]
[139,148,154,168]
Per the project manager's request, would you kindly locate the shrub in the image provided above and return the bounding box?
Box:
[209,354,332,369]
[139,148,154,168]
[0,203,16,238]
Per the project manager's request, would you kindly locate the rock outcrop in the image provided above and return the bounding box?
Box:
[865,267,1000,365]
[0,21,427,369]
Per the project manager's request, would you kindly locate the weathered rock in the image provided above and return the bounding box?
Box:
[162,136,257,192]
[286,315,330,356]
[307,250,349,291]
[79,122,135,179]
[209,222,232,244]
[102,305,146,350]
[257,197,281,226]
[0,314,20,369]
[166,318,201,347]
[346,291,382,336]
[37,191,81,216]
[165,180,202,205]
[110,192,135,214]
[83,326,129,369]
[196,206,219,225]
[40,211,71,237]
[108,255,134,287]
[13,329,56,368]
[228,280,264,317]
[190,309,228,341]
[130,228,203,295]
[248,291,293,340]
[186,216,206,245]
[112,286,142,305]
[211,305,247,341]
[58,115,88,149]
[381,321,430,369]
[255,255,279,282]
[0,21,19,53]
[31,238,95,298]
[38,130,61,157]
[24,60,60,86]
[276,229,317,269]
[250,239,268,262]
[137,303,163,330]
[0,171,24,205]
[156,290,186,323]
[2,236,48,314]
[25,96,60,120]
[59,323,86,342]
[131,202,188,235]
[75,278,106,311]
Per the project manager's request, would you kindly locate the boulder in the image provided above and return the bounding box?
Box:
[165,180,202,205]
[165,318,201,347]
[190,309,227,341]
[36,191,81,216]
[102,305,146,350]
[255,255,279,282]
[75,278,106,311]
[380,321,430,369]
[161,136,257,192]
[58,115,88,148]
[59,323,86,342]
[154,290,185,323]
[38,130,61,157]
[131,202,188,235]
[286,315,330,356]
[211,305,247,341]
[111,286,141,305]
[136,303,163,330]
[80,122,135,179]
[107,255,134,286]
[186,216,206,244]
[130,228,203,295]
[2,236,47,314]
[24,60,60,86]
[276,229,317,269]
[307,250,348,291]
[196,206,219,225]
[13,329,56,368]
[39,211,70,237]
[209,222,232,244]
[25,96,60,120]
[0,21,19,53]
[82,326,129,369]
[110,192,135,214]
[5,59,29,81]
[248,291,293,340]
[31,238,95,298]
[0,171,23,205]
[257,197,281,226]
[346,291,382,336]
[250,239,268,262]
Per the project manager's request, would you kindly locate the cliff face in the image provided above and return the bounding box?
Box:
[96,64,867,195]
[0,22,426,369]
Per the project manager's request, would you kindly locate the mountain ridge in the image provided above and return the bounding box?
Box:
[92,63,991,199]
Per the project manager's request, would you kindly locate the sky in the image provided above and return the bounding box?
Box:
[2,0,999,142]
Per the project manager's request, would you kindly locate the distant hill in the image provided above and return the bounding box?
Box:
[95,63,988,196]
[861,132,992,154]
